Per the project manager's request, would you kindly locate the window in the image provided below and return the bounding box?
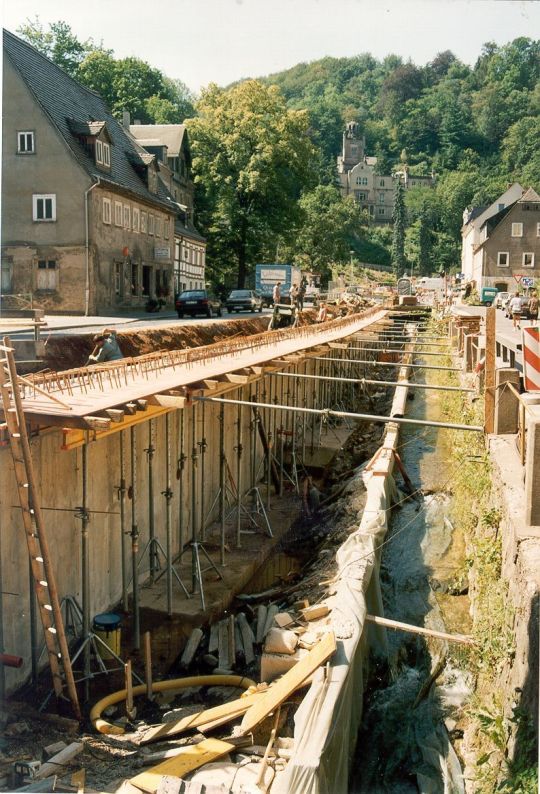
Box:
[362,177,368,185]
[102,197,111,224]
[148,214,155,236]
[123,205,130,229]
[379,192,385,203]
[512,222,523,237]
[132,208,140,233]
[36,259,57,290]
[498,203,505,211]
[537,223,540,237]
[17,131,34,154]
[103,143,110,167]
[141,212,147,233]
[523,252,535,268]
[497,252,509,267]
[96,140,103,164]
[114,201,122,226]
[378,207,385,215]
[33,194,56,221]
[380,179,385,187]
[164,219,169,240]
[156,217,162,238]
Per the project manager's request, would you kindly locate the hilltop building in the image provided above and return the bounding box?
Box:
[337,122,435,223]
[461,183,540,293]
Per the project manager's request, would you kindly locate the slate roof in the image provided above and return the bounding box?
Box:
[3,29,176,213]
[175,217,206,243]
[519,187,540,203]
[130,124,187,157]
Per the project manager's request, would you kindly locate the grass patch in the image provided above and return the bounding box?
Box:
[422,319,537,792]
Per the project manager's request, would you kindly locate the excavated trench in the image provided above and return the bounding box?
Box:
[351,342,473,793]
[2,311,477,792]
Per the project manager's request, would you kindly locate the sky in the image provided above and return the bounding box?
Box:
[1,0,539,93]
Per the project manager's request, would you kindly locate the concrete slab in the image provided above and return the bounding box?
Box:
[489,434,540,539]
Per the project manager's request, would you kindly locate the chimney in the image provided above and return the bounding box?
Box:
[122,111,131,130]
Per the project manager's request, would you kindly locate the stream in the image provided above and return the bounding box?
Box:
[351,352,474,793]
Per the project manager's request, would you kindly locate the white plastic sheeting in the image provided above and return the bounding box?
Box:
[275,472,398,794]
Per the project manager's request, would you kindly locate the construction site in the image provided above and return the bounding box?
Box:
[0,300,538,794]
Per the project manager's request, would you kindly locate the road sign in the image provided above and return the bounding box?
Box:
[522,327,540,391]
[521,277,534,287]
[513,273,526,284]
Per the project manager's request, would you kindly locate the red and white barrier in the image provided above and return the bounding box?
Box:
[522,327,540,391]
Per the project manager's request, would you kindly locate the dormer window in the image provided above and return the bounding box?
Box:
[95,139,110,167]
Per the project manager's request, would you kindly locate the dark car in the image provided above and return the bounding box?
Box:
[175,289,222,318]
[226,289,263,313]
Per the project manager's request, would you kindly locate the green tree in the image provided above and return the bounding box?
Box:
[17,17,99,77]
[502,117,540,186]
[282,185,367,280]
[187,81,316,288]
[392,179,407,276]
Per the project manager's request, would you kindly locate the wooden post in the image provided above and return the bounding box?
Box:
[144,632,153,700]
[484,307,496,434]
[125,660,135,718]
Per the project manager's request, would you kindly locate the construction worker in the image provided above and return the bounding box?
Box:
[272,281,282,305]
[316,303,328,323]
[86,328,124,365]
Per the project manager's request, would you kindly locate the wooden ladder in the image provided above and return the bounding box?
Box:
[0,340,81,720]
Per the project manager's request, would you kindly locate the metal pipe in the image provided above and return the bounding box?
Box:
[235,397,243,549]
[196,396,483,432]
[84,179,100,316]
[219,402,226,566]
[272,372,475,393]
[178,411,186,554]
[146,420,156,582]
[119,431,128,612]
[81,442,90,700]
[190,405,198,592]
[311,356,460,372]
[130,426,140,649]
[348,337,450,348]
[164,413,173,617]
[199,397,207,542]
[346,346,449,357]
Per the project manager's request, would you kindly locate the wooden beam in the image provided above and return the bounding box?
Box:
[238,632,337,736]
[124,403,137,415]
[129,738,234,794]
[136,399,148,411]
[151,394,186,409]
[225,373,250,384]
[365,614,474,645]
[83,415,111,431]
[139,692,263,744]
[104,409,125,423]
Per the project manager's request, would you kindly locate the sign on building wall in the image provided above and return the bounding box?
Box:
[154,246,171,259]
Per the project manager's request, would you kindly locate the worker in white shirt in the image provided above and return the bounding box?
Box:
[272,281,281,305]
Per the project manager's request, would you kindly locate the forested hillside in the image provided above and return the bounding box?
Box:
[260,40,540,272]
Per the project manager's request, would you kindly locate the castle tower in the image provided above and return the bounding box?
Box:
[341,121,365,171]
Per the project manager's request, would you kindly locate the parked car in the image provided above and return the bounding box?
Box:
[494,291,510,309]
[226,289,263,313]
[480,286,498,306]
[175,289,222,318]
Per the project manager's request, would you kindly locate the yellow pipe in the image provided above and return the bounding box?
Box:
[90,674,256,734]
